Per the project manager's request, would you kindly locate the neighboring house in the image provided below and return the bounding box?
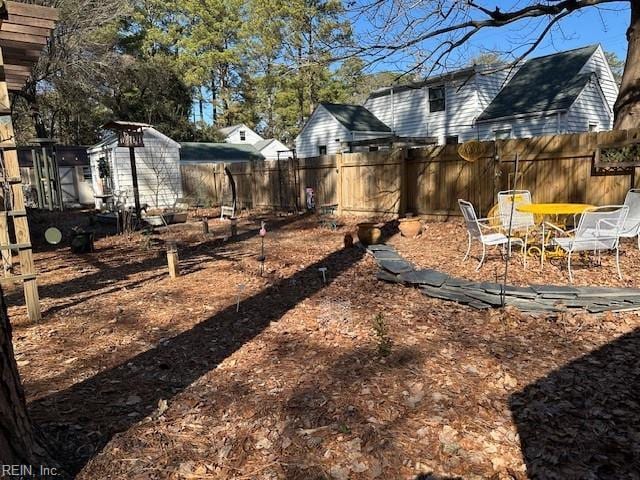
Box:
[295,103,392,158]
[19,146,94,207]
[88,127,182,210]
[180,142,265,164]
[219,124,264,145]
[253,138,290,160]
[295,44,618,157]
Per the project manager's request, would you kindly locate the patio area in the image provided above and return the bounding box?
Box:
[10,210,640,479]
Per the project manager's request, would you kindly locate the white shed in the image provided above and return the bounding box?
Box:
[88,127,182,210]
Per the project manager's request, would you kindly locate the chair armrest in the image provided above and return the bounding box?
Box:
[544,221,570,235]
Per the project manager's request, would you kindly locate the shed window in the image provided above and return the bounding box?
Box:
[82,166,92,181]
[239,130,246,141]
[445,135,459,145]
[428,86,446,112]
[318,145,327,155]
[589,123,599,132]
[369,146,379,152]
[494,128,512,140]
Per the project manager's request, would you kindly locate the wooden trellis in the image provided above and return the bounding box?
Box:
[0,1,58,322]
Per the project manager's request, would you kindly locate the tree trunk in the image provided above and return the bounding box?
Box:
[614,0,640,129]
[0,288,38,465]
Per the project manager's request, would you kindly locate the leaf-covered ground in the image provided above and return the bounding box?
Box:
[10,211,640,479]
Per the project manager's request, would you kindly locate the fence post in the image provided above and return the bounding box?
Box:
[399,148,408,216]
[336,152,343,215]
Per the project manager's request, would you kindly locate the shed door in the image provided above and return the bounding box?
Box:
[59,167,77,203]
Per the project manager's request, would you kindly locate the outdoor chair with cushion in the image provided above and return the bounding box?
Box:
[497,190,535,261]
[619,189,640,248]
[458,199,525,271]
[552,205,629,282]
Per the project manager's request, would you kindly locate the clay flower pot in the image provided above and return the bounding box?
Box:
[357,222,383,245]
[398,217,422,238]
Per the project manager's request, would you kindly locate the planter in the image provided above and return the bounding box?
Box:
[357,222,383,245]
[398,217,422,238]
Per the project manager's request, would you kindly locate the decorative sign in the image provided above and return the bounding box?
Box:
[458,140,490,162]
[117,129,144,148]
[592,142,640,176]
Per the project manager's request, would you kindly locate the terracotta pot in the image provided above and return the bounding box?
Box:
[357,222,383,245]
[398,217,422,238]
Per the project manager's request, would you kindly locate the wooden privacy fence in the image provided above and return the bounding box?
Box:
[181,128,640,217]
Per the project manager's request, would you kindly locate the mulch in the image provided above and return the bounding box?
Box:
[9,211,640,479]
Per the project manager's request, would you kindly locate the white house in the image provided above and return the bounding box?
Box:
[295,103,393,158]
[88,127,183,210]
[295,44,618,157]
[220,123,290,160]
[219,123,264,145]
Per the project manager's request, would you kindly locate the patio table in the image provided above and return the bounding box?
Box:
[516,203,594,264]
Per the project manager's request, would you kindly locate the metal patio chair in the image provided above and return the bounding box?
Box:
[552,205,629,282]
[619,189,640,249]
[458,199,525,271]
[497,190,535,266]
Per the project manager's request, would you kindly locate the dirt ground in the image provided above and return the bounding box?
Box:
[9,211,640,479]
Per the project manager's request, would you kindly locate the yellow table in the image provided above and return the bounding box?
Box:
[516,203,595,264]
[516,203,594,216]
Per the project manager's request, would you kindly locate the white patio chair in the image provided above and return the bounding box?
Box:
[458,199,525,271]
[552,205,629,282]
[619,189,640,248]
[497,190,535,262]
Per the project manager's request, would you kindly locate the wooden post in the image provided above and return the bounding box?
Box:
[40,144,53,211]
[51,147,64,211]
[336,152,343,215]
[129,146,142,220]
[0,213,11,273]
[31,148,44,208]
[398,148,408,216]
[166,242,180,279]
[202,218,209,234]
[0,48,41,322]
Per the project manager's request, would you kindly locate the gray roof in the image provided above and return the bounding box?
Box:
[218,124,242,136]
[253,139,275,151]
[180,142,264,163]
[477,45,599,121]
[321,103,391,132]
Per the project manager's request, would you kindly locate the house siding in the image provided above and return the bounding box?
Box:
[476,113,564,140]
[89,130,182,209]
[225,125,263,145]
[295,105,351,158]
[566,79,613,132]
[579,46,619,110]
[260,140,290,160]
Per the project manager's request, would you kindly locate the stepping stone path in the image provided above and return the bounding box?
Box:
[368,244,640,313]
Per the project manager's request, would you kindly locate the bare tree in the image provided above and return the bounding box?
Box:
[346,0,637,129]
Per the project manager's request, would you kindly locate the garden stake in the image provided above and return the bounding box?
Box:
[318,267,328,284]
[501,153,520,307]
[236,284,245,312]
[258,221,267,276]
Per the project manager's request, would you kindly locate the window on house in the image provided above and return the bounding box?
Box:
[239,130,246,141]
[318,145,327,155]
[494,128,512,140]
[369,146,379,152]
[589,123,599,132]
[82,166,92,182]
[428,86,446,112]
[445,136,459,145]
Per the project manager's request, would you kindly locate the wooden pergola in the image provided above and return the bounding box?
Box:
[0,1,58,322]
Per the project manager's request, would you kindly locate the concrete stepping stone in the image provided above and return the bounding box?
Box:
[376,270,401,283]
[398,269,449,287]
[367,245,395,252]
[377,259,414,274]
[370,250,404,261]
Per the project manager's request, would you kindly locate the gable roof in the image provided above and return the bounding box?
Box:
[88,127,180,153]
[218,124,242,137]
[180,142,264,163]
[321,103,391,132]
[254,139,275,151]
[477,45,599,122]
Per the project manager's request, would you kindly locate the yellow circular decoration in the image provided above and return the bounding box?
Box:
[458,140,488,162]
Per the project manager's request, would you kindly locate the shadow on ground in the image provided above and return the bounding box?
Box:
[28,239,367,476]
[510,327,640,479]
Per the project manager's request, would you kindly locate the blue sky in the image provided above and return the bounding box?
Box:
[351,1,630,73]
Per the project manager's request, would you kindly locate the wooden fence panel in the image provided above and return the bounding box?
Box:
[340,150,403,214]
[180,129,640,218]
